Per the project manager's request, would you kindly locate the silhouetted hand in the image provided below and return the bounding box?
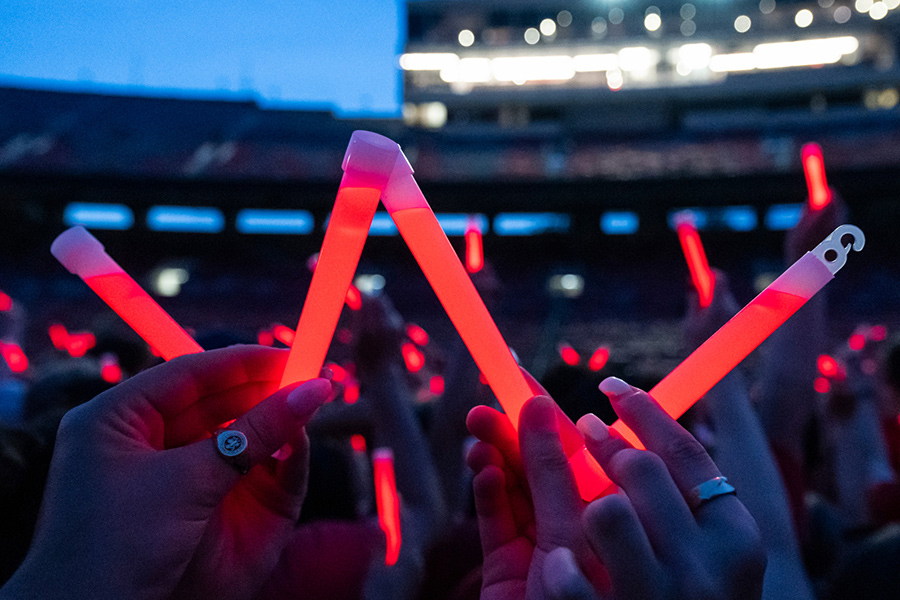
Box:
[0,346,335,600]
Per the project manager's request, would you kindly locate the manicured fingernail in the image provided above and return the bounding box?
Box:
[577,413,608,443]
[287,378,332,419]
[599,376,632,400]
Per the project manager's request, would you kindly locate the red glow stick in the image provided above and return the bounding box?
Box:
[272,324,295,347]
[802,143,832,210]
[0,291,11,311]
[849,333,866,351]
[48,324,69,350]
[100,353,123,384]
[280,132,392,388]
[0,342,28,373]
[51,227,203,361]
[814,377,831,394]
[559,343,580,366]
[344,380,360,404]
[367,133,610,500]
[406,323,429,346]
[465,217,484,274]
[345,285,363,311]
[401,342,425,373]
[608,225,865,450]
[588,347,610,372]
[350,434,367,453]
[675,217,715,308]
[817,354,839,378]
[373,448,401,566]
[66,332,96,358]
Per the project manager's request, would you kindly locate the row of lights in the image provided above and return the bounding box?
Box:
[64,203,808,236]
[403,35,861,88]
[456,2,887,47]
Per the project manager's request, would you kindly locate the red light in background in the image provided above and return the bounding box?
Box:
[272,324,295,347]
[350,434,367,453]
[0,291,11,311]
[257,330,274,346]
[588,347,610,372]
[401,342,425,373]
[559,343,580,366]
[345,285,362,311]
[344,381,359,404]
[870,325,888,342]
[817,354,839,378]
[406,323,429,346]
[802,143,831,210]
[66,333,96,358]
[676,220,715,308]
[465,220,484,274]
[849,334,866,351]
[373,449,402,566]
[862,359,878,376]
[336,328,353,344]
[0,343,28,373]
[478,372,488,385]
[306,253,319,273]
[326,362,348,382]
[100,354,122,384]
[48,324,69,349]
[429,375,445,395]
[814,377,831,394]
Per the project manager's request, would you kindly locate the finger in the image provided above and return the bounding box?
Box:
[582,496,658,600]
[232,431,310,522]
[89,345,289,419]
[601,378,726,506]
[576,413,632,468]
[467,404,523,476]
[163,379,281,447]
[176,377,334,502]
[520,367,550,397]
[466,439,506,474]
[519,396,582,550]
[580,407,697,557]
[472,463,519,555]
[543,547,601,600]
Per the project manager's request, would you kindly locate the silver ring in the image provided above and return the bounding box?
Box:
[687,476,735,511]
[214,428,250,474]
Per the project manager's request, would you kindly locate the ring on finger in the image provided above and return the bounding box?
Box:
[214,428,250,475]
[686,476,735,511]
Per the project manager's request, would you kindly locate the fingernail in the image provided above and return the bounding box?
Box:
[599,376,633,400]
[319,367,334,381]
[577,413,608,443]
[526,396,559,433]
[287,378,332,420]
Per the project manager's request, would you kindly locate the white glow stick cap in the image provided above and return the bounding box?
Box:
[342,131,412,190]
[373,448,394,462]
[51,226,120,278]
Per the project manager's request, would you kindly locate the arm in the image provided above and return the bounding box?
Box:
[685,273,814,600]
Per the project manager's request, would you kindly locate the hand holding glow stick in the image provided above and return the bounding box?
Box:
[373,448,401,566]
[610,224,865,449]
[675,216,715,308]
[361,132,610,500]
[279,132,392,387]
[51,227,203,361]
[802,143,832,210]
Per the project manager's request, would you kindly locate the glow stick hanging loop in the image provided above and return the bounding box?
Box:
[810,224,865,274]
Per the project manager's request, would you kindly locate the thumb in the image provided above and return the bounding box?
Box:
[175,377,334,504]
